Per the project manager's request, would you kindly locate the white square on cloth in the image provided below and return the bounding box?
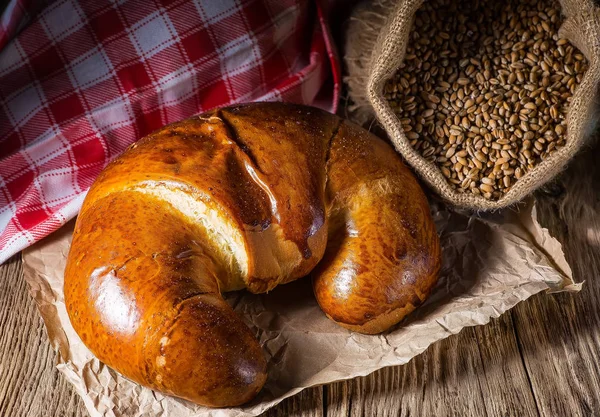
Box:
[88,96,133,133]
[68,47,112,89]
[41,0,85,41]
[220,34,260,77]
[196,0,238,22]
[36,168,79,207]
[0,41,26,76]
[157,64,197,106]
[129,11,177,59]
[5,83,45,127]
[23,126,65,165]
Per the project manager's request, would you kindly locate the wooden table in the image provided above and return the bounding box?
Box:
[2,141,600,417]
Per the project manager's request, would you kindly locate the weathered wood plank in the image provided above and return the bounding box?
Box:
[419,327,488,417]
[474,313,539,417]
[511,144,600,417]
[326,321,535,417]
[0,255,86,417]
[264,387,324,417]
[511,292,600,417]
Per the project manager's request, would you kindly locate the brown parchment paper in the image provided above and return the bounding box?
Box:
[22,198,580,417]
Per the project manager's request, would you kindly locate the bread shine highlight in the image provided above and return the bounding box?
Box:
[64,103,441,407]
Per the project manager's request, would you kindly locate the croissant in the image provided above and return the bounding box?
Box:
[64,103,440,407]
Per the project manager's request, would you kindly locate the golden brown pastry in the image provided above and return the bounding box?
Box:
[64,103,440,407]
[312,121,441,334]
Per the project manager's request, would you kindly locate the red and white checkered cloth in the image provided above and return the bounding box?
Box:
[0,0,341,264]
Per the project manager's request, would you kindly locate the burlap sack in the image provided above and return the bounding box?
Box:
[345,0,600,210]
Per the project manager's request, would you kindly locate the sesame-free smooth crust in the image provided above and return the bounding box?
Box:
[64,103,441,407]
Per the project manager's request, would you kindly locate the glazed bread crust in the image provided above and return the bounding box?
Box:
[64,103,441,407]
[312,120,441,334]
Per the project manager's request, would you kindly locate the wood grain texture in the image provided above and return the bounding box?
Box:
[473,312,538,417]
[511,142,600,417]
[325,316,538,417]
[3,142,600,416]
[0,255,86,417]
[327,327,489,417]
[264,387,324,417]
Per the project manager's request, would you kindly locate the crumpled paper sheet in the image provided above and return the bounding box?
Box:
[21,198,580,417]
